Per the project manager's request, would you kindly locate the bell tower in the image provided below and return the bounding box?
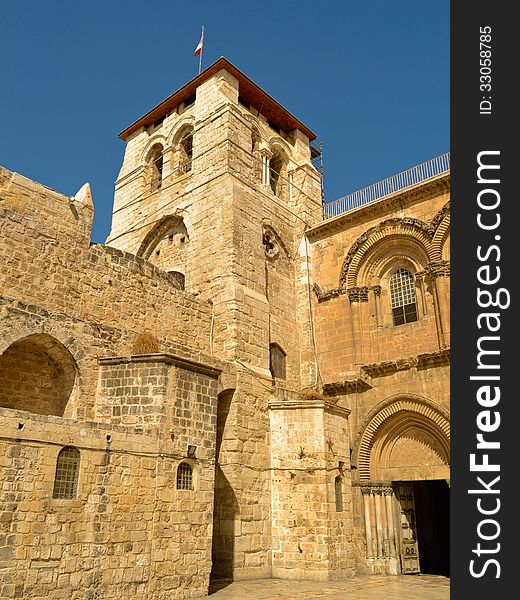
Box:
[107,58,335,580]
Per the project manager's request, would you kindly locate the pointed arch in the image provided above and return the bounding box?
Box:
[137,214,189,260]
[339,217,434,289]
[352,394,450,481]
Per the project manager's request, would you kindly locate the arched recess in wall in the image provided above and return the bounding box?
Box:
[137,215,189,288]
[268,142,290,200]
[339,218,435,290]
[171,123,194,176]
[145,142,165,192]
[351,395,450,481]
[0,333,78,416]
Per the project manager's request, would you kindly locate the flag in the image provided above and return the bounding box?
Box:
[194,29,204,57]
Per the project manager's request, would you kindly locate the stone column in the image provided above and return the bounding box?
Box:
[370,285,382,327]
[428,261,450,347]
[347,286,369,365]
[360,482,396,561]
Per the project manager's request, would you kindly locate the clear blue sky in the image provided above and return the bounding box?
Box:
[1,0,449,243]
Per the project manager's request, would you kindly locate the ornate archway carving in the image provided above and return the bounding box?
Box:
[352,394,450,480]
[339,218,434,289]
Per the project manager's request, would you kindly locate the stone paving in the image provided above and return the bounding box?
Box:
[199,575,450,600]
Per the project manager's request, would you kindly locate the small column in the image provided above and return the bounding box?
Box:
[361,486,375,558]
[384,487,397,558]
[426,261,450,349]
[347,286,369,365]
[414,272,428,317]
[374,491,385,557]
[370,285,382,327]
[260,148,273,186]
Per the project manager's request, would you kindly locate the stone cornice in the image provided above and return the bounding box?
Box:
[307,173,450,241]
[312,283,344,302]
[322,378,372,395]
[99,353,223,378]
[417,348,450,369]
[321,349,451,394]
[362,357,418,378]
[268,399,351,418]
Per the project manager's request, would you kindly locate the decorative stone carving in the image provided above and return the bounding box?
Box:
[425,260,450,278]
[312,283,343,302]
[347,286,369,303]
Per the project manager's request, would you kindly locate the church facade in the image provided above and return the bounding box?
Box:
[0,58,450,599]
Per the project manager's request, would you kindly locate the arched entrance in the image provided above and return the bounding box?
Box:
[353,395,450,576]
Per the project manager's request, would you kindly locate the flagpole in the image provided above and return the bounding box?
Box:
[198,26,204,74]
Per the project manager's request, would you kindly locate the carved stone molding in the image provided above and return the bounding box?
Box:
[416,348,451,369]
[370,285,382,297]
[357,481,394,496]
[430,201,450,233]
[362,357,418,378]
[347,286,369,303]
[339,217,434,288]
[425,260,450,278]
[313,283,344,302]
[322,377,372,395]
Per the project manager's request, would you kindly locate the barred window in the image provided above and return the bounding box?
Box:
[52,446,80,499]
[176,462,193,490]
[390,268,418,326]
[269,344,286,379]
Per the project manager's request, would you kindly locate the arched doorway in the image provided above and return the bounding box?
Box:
[353,395,450,576]
[0,333,78,416]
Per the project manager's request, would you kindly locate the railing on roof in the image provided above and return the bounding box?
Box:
[322,152,450,219]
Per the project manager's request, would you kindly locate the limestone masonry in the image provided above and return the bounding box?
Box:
[0,57,450,599]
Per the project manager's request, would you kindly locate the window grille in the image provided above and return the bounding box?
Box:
[390,268,418,326]
[269,344,286,379]
[52,446,80,499]
[176,462,193,490]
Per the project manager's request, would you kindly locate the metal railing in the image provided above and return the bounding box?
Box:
[323,152,450,219]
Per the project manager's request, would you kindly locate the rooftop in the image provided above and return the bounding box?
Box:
[119,57,316,142]
[323,152,450,220]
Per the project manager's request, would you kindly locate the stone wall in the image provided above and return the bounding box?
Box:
[0,401,216,600]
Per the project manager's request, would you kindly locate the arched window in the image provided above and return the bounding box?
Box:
[269,150,285,197]
[148,144,164,191]
[269,344,286,379]
[335,475,343,512]
[177,462,193,490]
[390,268,418,326]
[178,128,193,174]
[53,446,80,499]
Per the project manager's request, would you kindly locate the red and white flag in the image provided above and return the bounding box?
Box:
[194,29,204,57]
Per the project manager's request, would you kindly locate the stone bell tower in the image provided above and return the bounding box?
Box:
[107,57,323,378]
[107,58,353,581]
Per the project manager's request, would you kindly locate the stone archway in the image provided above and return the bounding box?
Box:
[0,333,78,416]
[353,395,450,481]
[352,395,450,576]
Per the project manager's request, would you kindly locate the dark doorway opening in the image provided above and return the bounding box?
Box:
[413,479,450,576]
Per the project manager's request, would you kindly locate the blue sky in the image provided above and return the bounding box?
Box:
[0,0,449,243]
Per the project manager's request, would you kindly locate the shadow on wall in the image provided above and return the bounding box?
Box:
[210,389,238,589]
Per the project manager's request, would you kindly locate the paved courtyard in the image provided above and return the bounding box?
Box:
[200,575,450,599]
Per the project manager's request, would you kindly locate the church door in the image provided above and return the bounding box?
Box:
[394,482,420,574]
